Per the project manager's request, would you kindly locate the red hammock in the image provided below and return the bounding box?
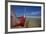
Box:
[16,16,26,27]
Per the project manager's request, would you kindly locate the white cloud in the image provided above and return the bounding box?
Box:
[30,11,40,15]
[25,11,40,16]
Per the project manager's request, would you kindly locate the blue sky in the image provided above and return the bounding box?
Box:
[11,5,41,16]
